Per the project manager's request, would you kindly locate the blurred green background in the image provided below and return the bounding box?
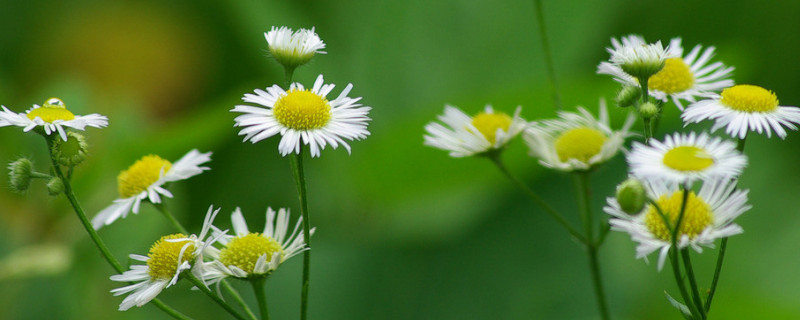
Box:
[2,0,800,319]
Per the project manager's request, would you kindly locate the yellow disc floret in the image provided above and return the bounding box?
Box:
[147,234,195,280]
[648,58,695,94]
[719,85,779,113]
[644,191,713,241]
[117,155,172,198]
[26,97,75,123]
[471,112,512,145]
[662,146,714,172]
[218,233,284,275]
[273,89,332,130]
[554,127,607,162]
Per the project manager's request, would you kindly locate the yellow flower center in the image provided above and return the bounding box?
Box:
[644,190,713,241]
[117,155,172,198]
[147,234,195,280]
[470,112,512,144]
[219,233,284,275]
[719,84,779,113]
[662,146,714,172]
[648,58,695,94]
[26,97,75,123]
[554,127,607,162]
[273,89,331,130]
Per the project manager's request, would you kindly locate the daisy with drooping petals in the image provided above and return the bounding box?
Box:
[231,74,371,158]
[110,206,222,310]
[265,26,326,68]
[423,105,527,157]
[524,100,635,171]
[627,132,746,185]
[0,97,108,141]
[92,149,212,229]
[604,178,750,270]
[682,84,800,139]
[197,207,311,286]
[599,36,734,110]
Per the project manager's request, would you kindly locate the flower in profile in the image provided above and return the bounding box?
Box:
[524,100,635,171]
[602,35,669,80]
[110,206,221,310]
[231,74,371,157]
[92,150,212,229]
[599,36,734,110]
[423,105,527,157]
[0,97,108,141]
[265,26,326,69]
[627,132,746,185]
[604,178,749,270]
[682,84,800,139]
[196,207,311,285]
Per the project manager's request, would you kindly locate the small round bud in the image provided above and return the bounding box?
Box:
[615,86,641,108]
[616,178,647,215]
[8,158,34,192]
[638,102,659,119]
[52,132,88,167]
[46,177,64,196]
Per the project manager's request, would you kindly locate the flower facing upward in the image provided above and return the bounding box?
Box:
[196,207,311,285]
[265,26,326,69]
[682,84,800,139]
[599,36,734,110]
[524,100,635,171]
[231,74,371,157]
[423,105,527,157]
[627,132,746,185]
[0,97,108,141]
[92,150,212,229]
[604,178,749,270]
[603,35,670,80]
[110,206,221,310]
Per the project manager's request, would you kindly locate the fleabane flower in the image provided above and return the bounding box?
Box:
[110,206,222,310]
[627,132,746,185]
[231,74,371,157]
[265,26,326,69]
[423,105,527,157]
[682,84,800,139]
[603,35,670,80]
[523,100,635,171]
[599,36,734,110]
[0,97,108,141]
[604,178,750,270]
[197,207,311,285]
[92,149,212,229]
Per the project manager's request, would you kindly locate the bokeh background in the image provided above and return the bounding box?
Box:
[2,0,800,319]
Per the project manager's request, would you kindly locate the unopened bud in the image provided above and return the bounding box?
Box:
[8,158,34,192]
[52,132,88,167]
[46,177,64,196]
[638,102,659,119]
[615,86,641,108]
[616,178,646,215]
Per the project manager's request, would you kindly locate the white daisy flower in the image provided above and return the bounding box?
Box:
[92,149,212,229]
[0,97,108,141]
[523,100,635,171]
[604,178,750,270]
[110,206,222,310]
[602,35,670,80]
[627,132,746,185]
[231,74,371,158]
[196,207,311,285]
[265,26,326,68]
[599,36,734,110]
[423,105,527,157]
[682,84,800,139]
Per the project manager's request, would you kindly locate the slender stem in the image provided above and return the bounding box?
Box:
[290,147,312,320]
[640,77,653,143]
[532,0,562,112]
[681,250,706,319]
[154,203,189,234]
[669,252,701,319]
[670,185,704,319]
[641,77,649,104]
[185,272,249,320]
[284,67,296,90]
[251,278,270,320]
[587,247,610,320]
[573,172,610,320]
[486,152,586,243]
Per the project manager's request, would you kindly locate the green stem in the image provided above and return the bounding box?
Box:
[154,203,189,234]
[252,278,270,320]
[532,0,562,112]
[284,67,296,90]
[640,77,653,143]
[573,172,610,320]
[669,252,701,319]
[186,272,248,320]
[670,184,703,319]
[486,152,586,243]
[681,249,706,319]
[290,147,312,320]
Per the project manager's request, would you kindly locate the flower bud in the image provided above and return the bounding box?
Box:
[616,178,646,215]
[615,86,641,108]
[52,132,88,167]
[638,102,659,119]
[46,177,64,196]
[8,158,34,192]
